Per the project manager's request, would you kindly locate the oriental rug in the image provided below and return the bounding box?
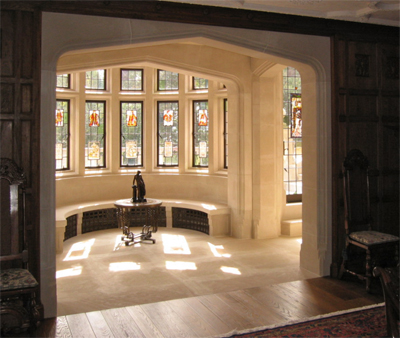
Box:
[219,303,388,338]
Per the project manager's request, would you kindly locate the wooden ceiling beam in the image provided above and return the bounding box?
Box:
[1,1,398,41]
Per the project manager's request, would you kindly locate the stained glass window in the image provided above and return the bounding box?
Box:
[55,99,70,170]
[224,98,228,169]
[121,69,143,91]
[283,67,302,202]
[157,70,179,91]
[121,101,143,167]
[193,100,209,167]
[85,101,106,168]
[157,101,179,166]
[193,77,208,90]
[86,69,106,90]
[56,74,70,89]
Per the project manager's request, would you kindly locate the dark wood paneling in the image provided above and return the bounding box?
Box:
[1,83,15,113]
[0,10,16,77]
[0,120,14,158]
[331,36,399,277]
[0,8,42,318]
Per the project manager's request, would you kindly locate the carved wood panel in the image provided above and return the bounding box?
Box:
[332,36,399,277]
[0,9,41,295]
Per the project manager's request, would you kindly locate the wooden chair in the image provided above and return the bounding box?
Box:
[373,266,399,338]
[0,158,42,335]
[339,149,399,292]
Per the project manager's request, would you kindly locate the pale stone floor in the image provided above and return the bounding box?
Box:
[56,227,315,316]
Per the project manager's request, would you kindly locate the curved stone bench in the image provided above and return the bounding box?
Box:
[56,198,230,253]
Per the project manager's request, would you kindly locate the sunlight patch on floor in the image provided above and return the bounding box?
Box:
[56,266,82,278]
[221,266,241,275]
[166,261,197,270]
[109,262,141,272]
[63,238,95,261]
[162,234,191,254]
[208,242,231,258]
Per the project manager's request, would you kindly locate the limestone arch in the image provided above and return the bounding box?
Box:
[40,13,331,317]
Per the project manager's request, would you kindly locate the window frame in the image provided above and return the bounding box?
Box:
[283,67,302,203]
[120,101,144,168]
[157,69,179,91]
[223,98,228,169]
[120,69,144,92]
[157,101,179,167]
[85,100,106,169]
[192,77,208,90]
[55,99,70,171]
[192,100,209,168]
[56,74,70,89]
[85,69,106,91]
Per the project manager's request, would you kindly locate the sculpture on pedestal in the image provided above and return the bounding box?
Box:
[132,170,146,203]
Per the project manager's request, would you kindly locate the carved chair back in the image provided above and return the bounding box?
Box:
[342,149,372,235]
[0,158,27,268]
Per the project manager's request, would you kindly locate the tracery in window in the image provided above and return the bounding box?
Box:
[283,67,302,202]
[193,100,209,167]
[121,69,143,91]
[85,101,106,168]
[55,99,70,170]
[157,70,179,91]
[121,101,143,167]
[86,69,106,90]
[157,101,179,166]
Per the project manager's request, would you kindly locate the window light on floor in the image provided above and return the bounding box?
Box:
[166,261,197,270]
[63,238,95,261]
[162,234,191,254]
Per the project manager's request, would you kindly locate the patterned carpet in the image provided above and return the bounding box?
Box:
[222,304,387,338]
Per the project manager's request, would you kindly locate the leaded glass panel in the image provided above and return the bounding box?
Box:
[157,70,179,91]
[121,101,143,167]
[157,101,179,166]
[55,99,70,170]
[193,100,209,167]
[121,69,143,91]
[85,101,106,168]
[193,77,208,90]
[86,69,106,90]
[283,67,302,200]
[57,74,70,89]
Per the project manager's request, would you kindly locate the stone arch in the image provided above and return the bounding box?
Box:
[40,12,331,317]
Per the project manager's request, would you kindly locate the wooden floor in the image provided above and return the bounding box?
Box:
[31,277,382,338]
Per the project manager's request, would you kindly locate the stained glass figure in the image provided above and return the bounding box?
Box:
[163,109,174,126]
[127,110,137,127]
[89,110,100,127]
[198,109,208,126]
[55,109,64,126]
[290,94,302,138]
[88,141,100,160]
[126,141,137,159]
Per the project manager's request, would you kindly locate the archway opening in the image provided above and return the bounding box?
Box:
[40,12,331,317]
